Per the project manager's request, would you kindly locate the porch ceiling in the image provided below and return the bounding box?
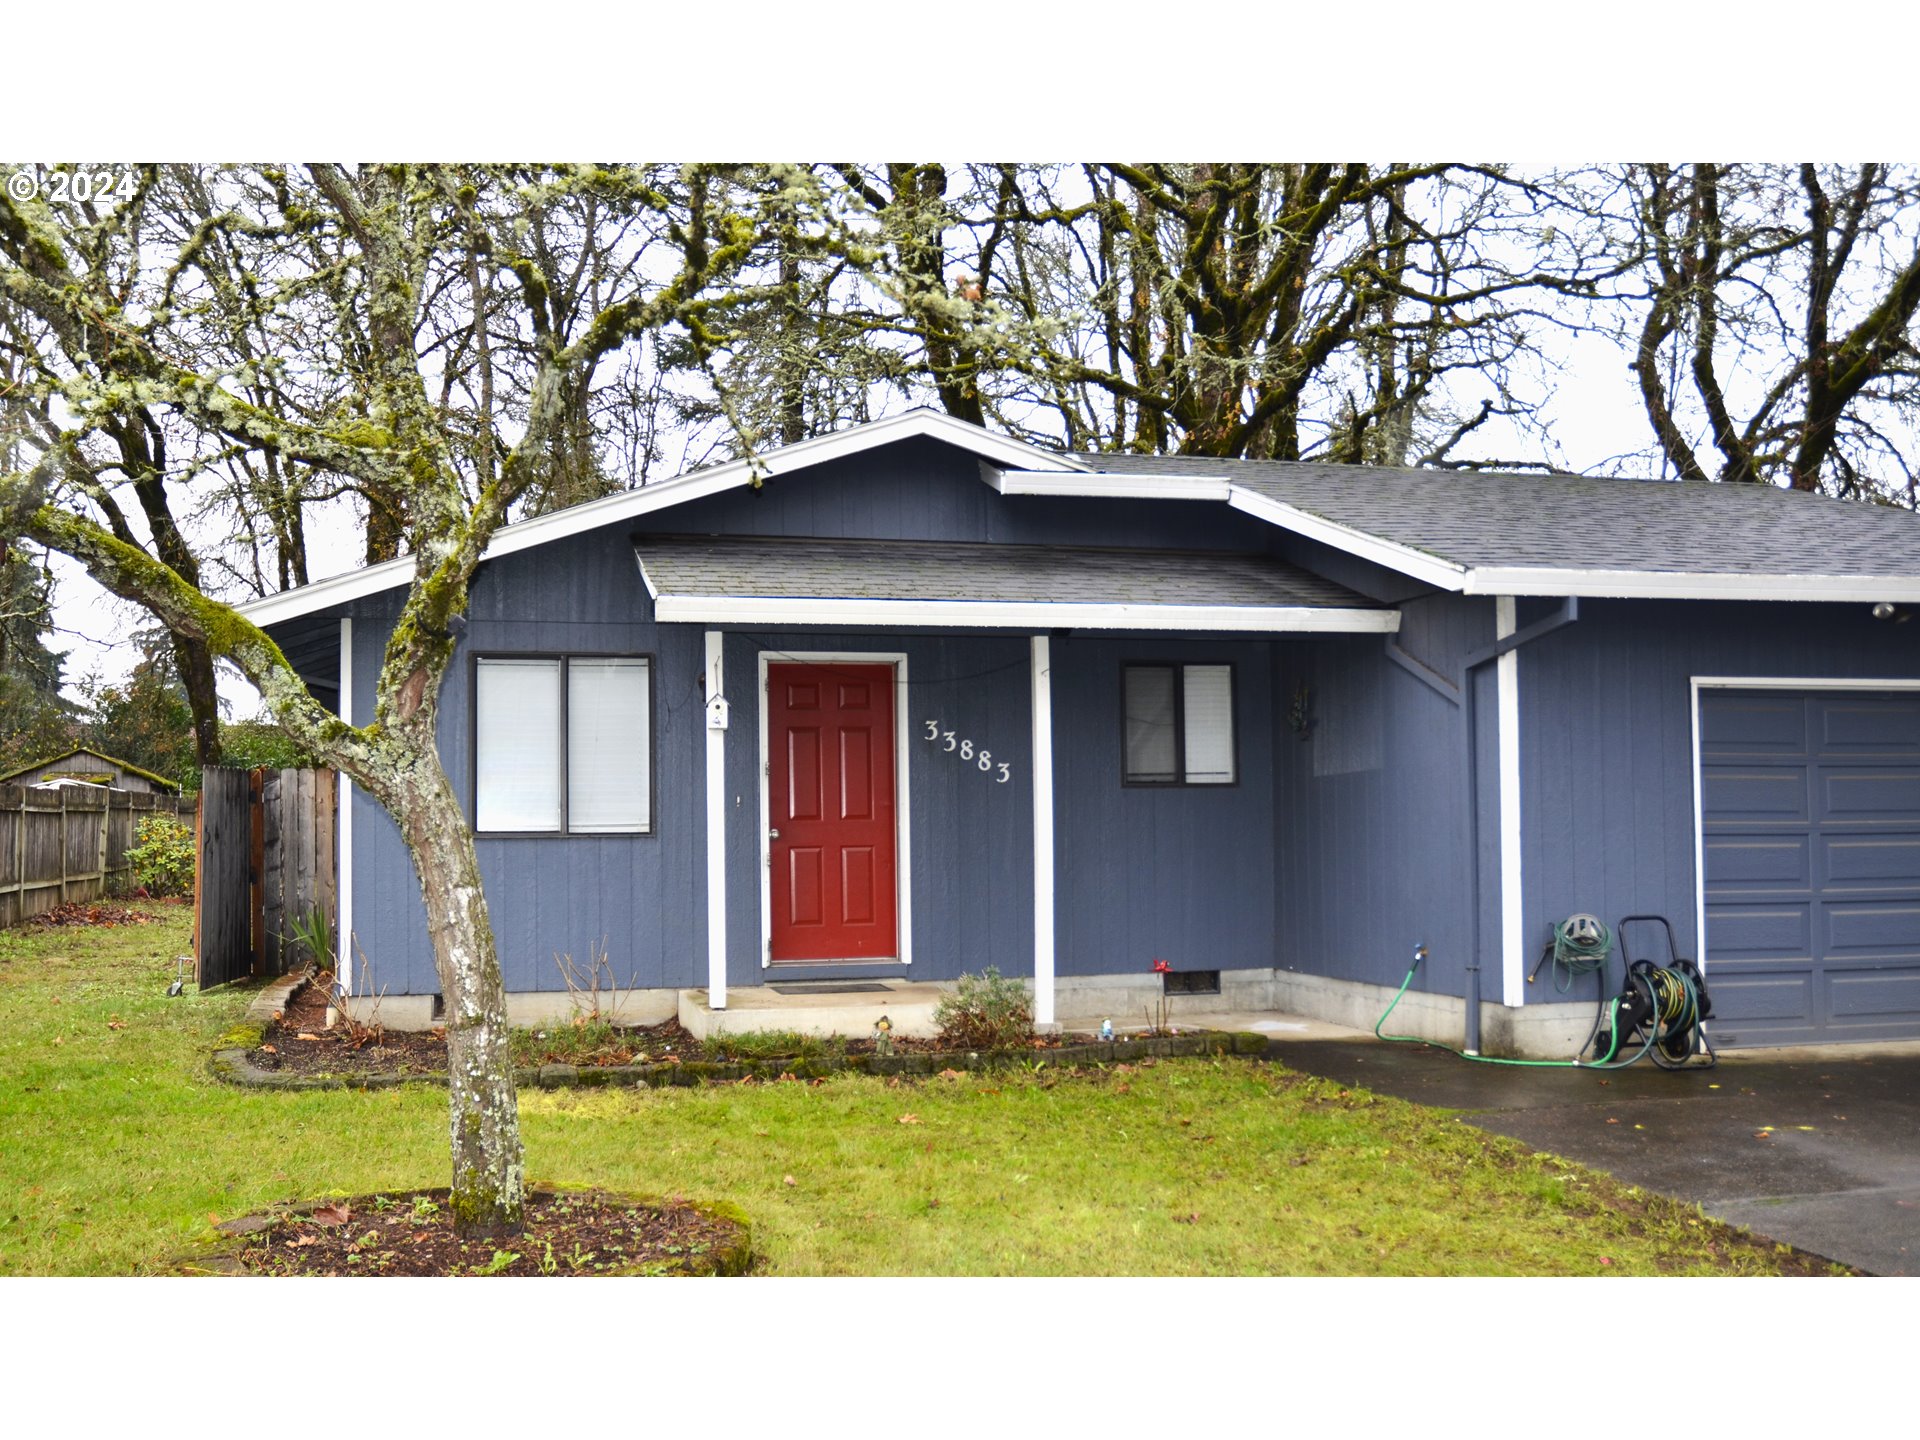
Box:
[634,534,1398,633]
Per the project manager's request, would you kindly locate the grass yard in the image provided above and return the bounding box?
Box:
[0,905,1830,1276]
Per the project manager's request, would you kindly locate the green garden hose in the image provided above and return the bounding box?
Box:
[1373,944,1692,1071]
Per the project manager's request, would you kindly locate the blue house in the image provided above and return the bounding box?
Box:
[242,410,1920,1055]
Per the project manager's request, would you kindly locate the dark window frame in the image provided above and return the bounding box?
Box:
[1120,661,1240,789]
[469,650,658,838]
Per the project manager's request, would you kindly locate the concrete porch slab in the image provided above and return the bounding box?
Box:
[679,981,947,1040]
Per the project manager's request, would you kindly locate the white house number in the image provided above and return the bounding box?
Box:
[923,720,1012,783]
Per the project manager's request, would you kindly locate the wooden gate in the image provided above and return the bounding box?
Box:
[195,766,337,987]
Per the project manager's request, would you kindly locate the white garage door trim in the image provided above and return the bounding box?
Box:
[1691,676,1920,994]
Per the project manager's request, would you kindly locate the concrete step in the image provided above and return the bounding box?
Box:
[678,981,945,1040]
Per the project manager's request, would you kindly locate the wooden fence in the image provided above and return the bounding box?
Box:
[195,766,337,987]
[0,783,190,928]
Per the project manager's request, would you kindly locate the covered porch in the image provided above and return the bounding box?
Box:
[637,532,1400,1031]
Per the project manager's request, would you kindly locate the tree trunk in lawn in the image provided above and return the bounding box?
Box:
[386,758,524,1238]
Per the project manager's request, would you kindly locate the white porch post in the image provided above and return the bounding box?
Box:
[704,630,728,1009]
[336,617,354,992]
[1496,596,1523,1005]
[1030,634,1056,1027]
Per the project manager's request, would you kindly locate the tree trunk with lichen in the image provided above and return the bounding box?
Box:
[381,758,523,1235]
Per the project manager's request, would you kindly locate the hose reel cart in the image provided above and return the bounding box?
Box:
[1378,912,1717,1071]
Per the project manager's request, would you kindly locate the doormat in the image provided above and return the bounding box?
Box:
[768,982,893,995]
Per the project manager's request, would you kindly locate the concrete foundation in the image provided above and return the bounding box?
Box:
[1268,968,1601,1059]
[343,964,1597,1056]
[346,986,679,1032]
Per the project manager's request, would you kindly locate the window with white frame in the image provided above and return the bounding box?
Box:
[474,656,652,834]
[1123,663,1236,785]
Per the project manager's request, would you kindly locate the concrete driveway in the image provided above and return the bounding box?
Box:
[1263,1035,1920,1276]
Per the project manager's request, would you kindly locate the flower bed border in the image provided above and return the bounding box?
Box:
[210,975,1270,1092]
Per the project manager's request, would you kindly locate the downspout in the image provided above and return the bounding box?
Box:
[1457,597,1578,1054]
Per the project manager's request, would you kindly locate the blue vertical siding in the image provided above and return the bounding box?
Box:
[656,436,1276,551]
[327,442,1311,997]
[1051,636,1278,977]
[1271,593,1497,999]
[1518,599,1920,986]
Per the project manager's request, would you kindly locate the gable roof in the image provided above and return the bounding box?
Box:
[634,535,1396,632]
[0,746,182,792]
[236,410,1920,627]
[1083,454,1920,601]
[237,409,1086,627]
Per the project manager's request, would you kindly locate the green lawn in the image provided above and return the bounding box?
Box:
[0,906,1827,1276]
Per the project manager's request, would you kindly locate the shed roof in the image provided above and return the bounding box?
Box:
[0,746,181,792]
[634,535,1397,633]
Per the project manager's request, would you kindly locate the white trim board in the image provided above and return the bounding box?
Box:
[336,617,354,993]
[1688,675,1920,976]
[1226,488,1469,591]
[704,631,727,1009]
[654,595,1399,633]
[1462,568,1920,603]
[1495,598,1523,1006]
[756,650,913,971]
[1030,635,1056,1028]
[236,411,1087,626]
[989,467,1232,501]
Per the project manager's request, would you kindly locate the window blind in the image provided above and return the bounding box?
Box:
[476,658,562,832]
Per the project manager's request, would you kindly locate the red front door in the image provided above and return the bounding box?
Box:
[768,663,899,963]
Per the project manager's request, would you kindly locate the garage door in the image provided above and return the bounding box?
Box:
[1700,688,1920,1046]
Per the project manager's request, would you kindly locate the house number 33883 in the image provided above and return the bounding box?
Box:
[923,720,1012,783]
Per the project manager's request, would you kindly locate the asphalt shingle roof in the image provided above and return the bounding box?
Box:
[1073,453,1920,579]
[636,535,1382,612]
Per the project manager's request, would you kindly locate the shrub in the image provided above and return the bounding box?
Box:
[933,967,1034,1050]
[124,814,195,896]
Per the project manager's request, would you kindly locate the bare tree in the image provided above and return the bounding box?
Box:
[1,162,802,1235]
[1610,163,1920,502]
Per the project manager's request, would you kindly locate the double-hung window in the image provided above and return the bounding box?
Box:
[1123,663,1236,786]
[474,656,652,834]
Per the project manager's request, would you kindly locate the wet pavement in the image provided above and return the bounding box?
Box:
[1263,1035,1920,1276]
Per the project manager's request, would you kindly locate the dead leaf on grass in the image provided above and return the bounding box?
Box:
[938,1068,963,1080]
[311,1201,352,1227]
[106,1018,126,1031]
[783,1175,796,1187]
[1114,1082,1131,1094]
[897,1113,921,1125]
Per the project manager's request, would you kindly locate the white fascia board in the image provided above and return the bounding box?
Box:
[235,411,1087,626]
[990,468,1232,500]
[1462,567,1920,602]
[635,553,660,601]
[652,594,1400,633]
[1226,488,1468,591]
[236,555,418,627]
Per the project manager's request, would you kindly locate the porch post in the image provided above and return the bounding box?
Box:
[336,617,353,993]
[704,630,727,1009]
[1030,634,1056,1027]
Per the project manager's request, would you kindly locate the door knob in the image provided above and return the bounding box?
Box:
[769,827,781,840]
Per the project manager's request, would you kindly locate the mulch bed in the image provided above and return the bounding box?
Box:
[251,976,1106,1079]
[224,1189,748,1276]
